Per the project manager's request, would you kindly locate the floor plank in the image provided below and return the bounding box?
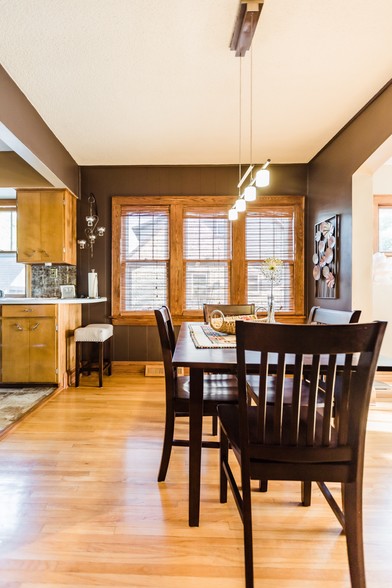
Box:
[0,371,391,587]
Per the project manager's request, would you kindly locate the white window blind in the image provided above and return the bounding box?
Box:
[0,206,25,296]
[246,208,295,311]
[184,209,231,309]
[120,208,169,310]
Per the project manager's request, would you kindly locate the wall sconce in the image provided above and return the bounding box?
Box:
[77,193,105,257]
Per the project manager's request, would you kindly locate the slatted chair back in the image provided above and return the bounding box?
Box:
[307,306,361,325]
[154,305,177,392]
[236,321,384,466]
[203,303,255,323]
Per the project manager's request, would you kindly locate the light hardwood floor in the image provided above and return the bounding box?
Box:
[0,371,391,587]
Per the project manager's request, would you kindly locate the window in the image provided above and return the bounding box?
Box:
[373,195,392,255]
[0,201,25,296]
[112,195,304,324]
[119,208,169,310]
[246,208,295,311]
[184,209,231,309]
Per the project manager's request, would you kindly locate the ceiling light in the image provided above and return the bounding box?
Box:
[244,185,256,201]
[235,197,247,212]
[228,208,239,221]
[255,159,271,187]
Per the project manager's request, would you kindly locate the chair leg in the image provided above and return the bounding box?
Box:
[258,480,268,492]
[219,426,229,503]
[157,409,175,482]
[75,341,80,387]
[212,414,218,436]
[343,481,366,588]
[98,341,104,387]
[241,465,254,588]
[301,481,312,506]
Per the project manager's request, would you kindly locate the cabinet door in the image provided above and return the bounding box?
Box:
[40,191,66,263]
[16,192,42,262]
[29,317,57,382]
[2,318,30,382]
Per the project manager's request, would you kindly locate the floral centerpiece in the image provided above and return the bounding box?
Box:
[260,257,283,322]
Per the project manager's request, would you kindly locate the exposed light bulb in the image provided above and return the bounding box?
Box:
[255,169,270,187]
[235,198,246,212]
[244,185,256,201]
[228,208,238,221]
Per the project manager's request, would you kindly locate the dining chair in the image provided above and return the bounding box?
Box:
[218,320,386,588]
[247,305,362,498]
[154,306,238,482]
[203,303,256,324]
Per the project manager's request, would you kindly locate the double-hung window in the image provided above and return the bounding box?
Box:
[0,201,25,296]
[119,207,169,311]
[184,209,231,308]
[112,195,304,324]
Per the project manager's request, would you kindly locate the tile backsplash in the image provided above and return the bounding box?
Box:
[31,265,77,298]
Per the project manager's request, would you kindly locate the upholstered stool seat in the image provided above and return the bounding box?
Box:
[75,323,113,387]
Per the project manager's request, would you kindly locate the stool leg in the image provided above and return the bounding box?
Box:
[75,341,80,387]
[108,337,112,376]
[99,341,104,387]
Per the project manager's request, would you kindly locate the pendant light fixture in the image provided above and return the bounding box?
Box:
[228,1,270,221]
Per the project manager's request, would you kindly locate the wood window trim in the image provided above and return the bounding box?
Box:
[112,195,305,325]
[373,194,392,255]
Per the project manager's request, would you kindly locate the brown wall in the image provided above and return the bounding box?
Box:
[79,164,307,361]
[0,66,79,196]
[308,80,392,310]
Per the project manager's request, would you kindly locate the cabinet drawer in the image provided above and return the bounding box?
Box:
[2,304,57,318]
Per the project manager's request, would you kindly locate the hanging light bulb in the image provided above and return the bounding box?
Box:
[255,168,270,187]
[228,208,238,221]
[244,185,256,201]
[235,197,246,212]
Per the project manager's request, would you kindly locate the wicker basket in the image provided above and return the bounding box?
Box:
[209,310,260,334]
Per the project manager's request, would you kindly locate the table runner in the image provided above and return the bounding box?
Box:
[189,324,236,348]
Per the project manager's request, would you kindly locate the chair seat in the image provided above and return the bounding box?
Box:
[218,403,352,465]
[75,323,113,343]
[177,374,239,406]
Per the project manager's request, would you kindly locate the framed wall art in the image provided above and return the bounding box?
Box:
[313,214,339,299]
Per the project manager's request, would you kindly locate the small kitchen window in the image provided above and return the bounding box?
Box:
[0,201,25,296]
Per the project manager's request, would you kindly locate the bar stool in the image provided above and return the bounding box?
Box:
[74,323,113,387]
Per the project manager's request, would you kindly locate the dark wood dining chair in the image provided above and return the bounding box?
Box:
[203,303,256,324]
[247,305,362,498]
[154,306,238,482]
[218,320,386,588]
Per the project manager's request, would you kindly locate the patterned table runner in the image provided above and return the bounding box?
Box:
[189,324,236,348]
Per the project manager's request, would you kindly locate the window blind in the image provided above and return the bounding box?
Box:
[120,209,169,310]
[246,208,295,311]
[184,209,231,309]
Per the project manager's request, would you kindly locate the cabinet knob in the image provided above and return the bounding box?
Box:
[14,323,24,331]
[22,308,33,312]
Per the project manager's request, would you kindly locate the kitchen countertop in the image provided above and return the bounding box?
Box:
[0,297,107,305]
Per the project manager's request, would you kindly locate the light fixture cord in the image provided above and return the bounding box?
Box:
[238,55,242,197]
[249,11,253,177]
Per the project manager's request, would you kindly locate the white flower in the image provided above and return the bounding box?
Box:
[261,257,283,284]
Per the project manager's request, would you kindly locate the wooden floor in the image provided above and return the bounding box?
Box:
[0,371,391,587]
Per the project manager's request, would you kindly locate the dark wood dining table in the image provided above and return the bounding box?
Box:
[172,321,392,527]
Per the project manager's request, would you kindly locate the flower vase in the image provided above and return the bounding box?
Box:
[267,294,276,323]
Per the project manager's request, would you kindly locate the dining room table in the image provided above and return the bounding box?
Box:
[172,321,392,527]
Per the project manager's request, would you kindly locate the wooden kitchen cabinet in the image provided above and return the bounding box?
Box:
[1,303,81,386]
[17,189,77,264]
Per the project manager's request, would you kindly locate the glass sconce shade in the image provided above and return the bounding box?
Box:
[77,239,87,249]
[255,168,270,187]
[235,198,246,212]
[97,226,106,237]
[228,208,238,221]
[244,185,256,201]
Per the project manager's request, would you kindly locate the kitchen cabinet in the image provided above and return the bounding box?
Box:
[1,303,81,386]
[17,189,77,264]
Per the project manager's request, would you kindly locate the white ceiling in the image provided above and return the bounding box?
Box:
[0,0,391,166]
